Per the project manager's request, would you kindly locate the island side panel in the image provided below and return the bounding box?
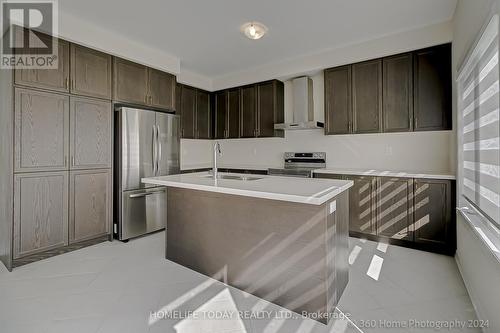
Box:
[326,191,349,316]
[166,187,332,320]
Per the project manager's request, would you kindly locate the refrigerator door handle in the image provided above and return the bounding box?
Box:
[152,125,157,176]
[157,125,162,174]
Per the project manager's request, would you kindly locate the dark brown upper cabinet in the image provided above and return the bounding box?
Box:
[212,80,284,140]
[70,44,112,99]
[175,83,182,114]
[227,88,241,138]
[15,33,70,92]
[179,85,196,139]
[324,66,352,135]
[177,84,212,139]
[257,80,284,138]
[148,68,176,110]
[413,44,452,131]
[113,57,149,105]
[325,44,450,136]
[383,53,413,132]
[413,179,455,253]
[352,59,382,133]
[196,90,211,139]
[240,85,257,138]
[214,91,227,139]
[113,57,176,110]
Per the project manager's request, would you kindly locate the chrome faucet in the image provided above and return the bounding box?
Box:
[213,141,222,179]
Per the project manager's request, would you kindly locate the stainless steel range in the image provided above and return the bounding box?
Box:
[268,152,326,178]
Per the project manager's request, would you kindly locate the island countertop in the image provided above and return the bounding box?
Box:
[142,172,353,205]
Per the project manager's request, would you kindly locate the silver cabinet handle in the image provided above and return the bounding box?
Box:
[152,125,157,175]
[129,190,165,198]
[71,156,75,166]
[157,125,161,174]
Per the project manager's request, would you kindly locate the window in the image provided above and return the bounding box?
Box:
[458,15,500,227]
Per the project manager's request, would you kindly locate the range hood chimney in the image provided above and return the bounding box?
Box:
[274,76,324,130]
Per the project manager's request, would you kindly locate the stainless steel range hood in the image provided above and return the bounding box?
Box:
[274,76,324,130]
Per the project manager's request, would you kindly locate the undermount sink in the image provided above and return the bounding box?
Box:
[201,174,263,181]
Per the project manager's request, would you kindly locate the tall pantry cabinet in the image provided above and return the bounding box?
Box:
[0,31,113,270]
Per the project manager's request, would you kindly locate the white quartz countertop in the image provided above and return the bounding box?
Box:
[313,168,456,180]
[142,172,353,205]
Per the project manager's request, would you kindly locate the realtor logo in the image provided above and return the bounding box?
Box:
[1,0,58,69]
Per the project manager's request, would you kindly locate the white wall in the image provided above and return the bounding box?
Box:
[455,214,500,333]
[453,0,500,331]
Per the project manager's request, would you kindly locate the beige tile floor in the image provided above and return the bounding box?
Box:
[0,232,480,333]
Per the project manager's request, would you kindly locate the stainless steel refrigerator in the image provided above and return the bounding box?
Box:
[114,107,180,241]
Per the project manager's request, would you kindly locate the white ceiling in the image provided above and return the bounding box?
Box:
[59,0,457,78]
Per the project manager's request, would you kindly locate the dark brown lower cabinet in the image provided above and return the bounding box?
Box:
[376,177,413,241]
[314,173,456,255]
[346,175,377,235]
[413,179,455,253]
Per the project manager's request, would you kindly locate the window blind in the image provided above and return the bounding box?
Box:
[459,15,500,226]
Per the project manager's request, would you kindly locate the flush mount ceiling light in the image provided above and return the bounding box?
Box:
[241,22,268,40]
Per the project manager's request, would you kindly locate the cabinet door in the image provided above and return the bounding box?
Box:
[325,66,352,135]
[257,81,284,138]
[383,53,413,132]
[70,97,112,169]
[413,44,452,131]
[376,177,413,240]
[413,179,453,250]
[14,88,69,172]
[70,44,112,99]
[180,85,196,138]
[148,68,176,110]
[196,90,211,139]
[69,169,111,243]
[175,83,182,114]
[13,171,68,258]
[352,60,382,133]
[113,57,148,105]
[227,88,240,138]
[240,85,257,138]
[214,91,227,139]
[348,176,377,235]
[15,34,70,92]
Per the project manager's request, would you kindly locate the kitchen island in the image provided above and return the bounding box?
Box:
[142,172,353,324]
